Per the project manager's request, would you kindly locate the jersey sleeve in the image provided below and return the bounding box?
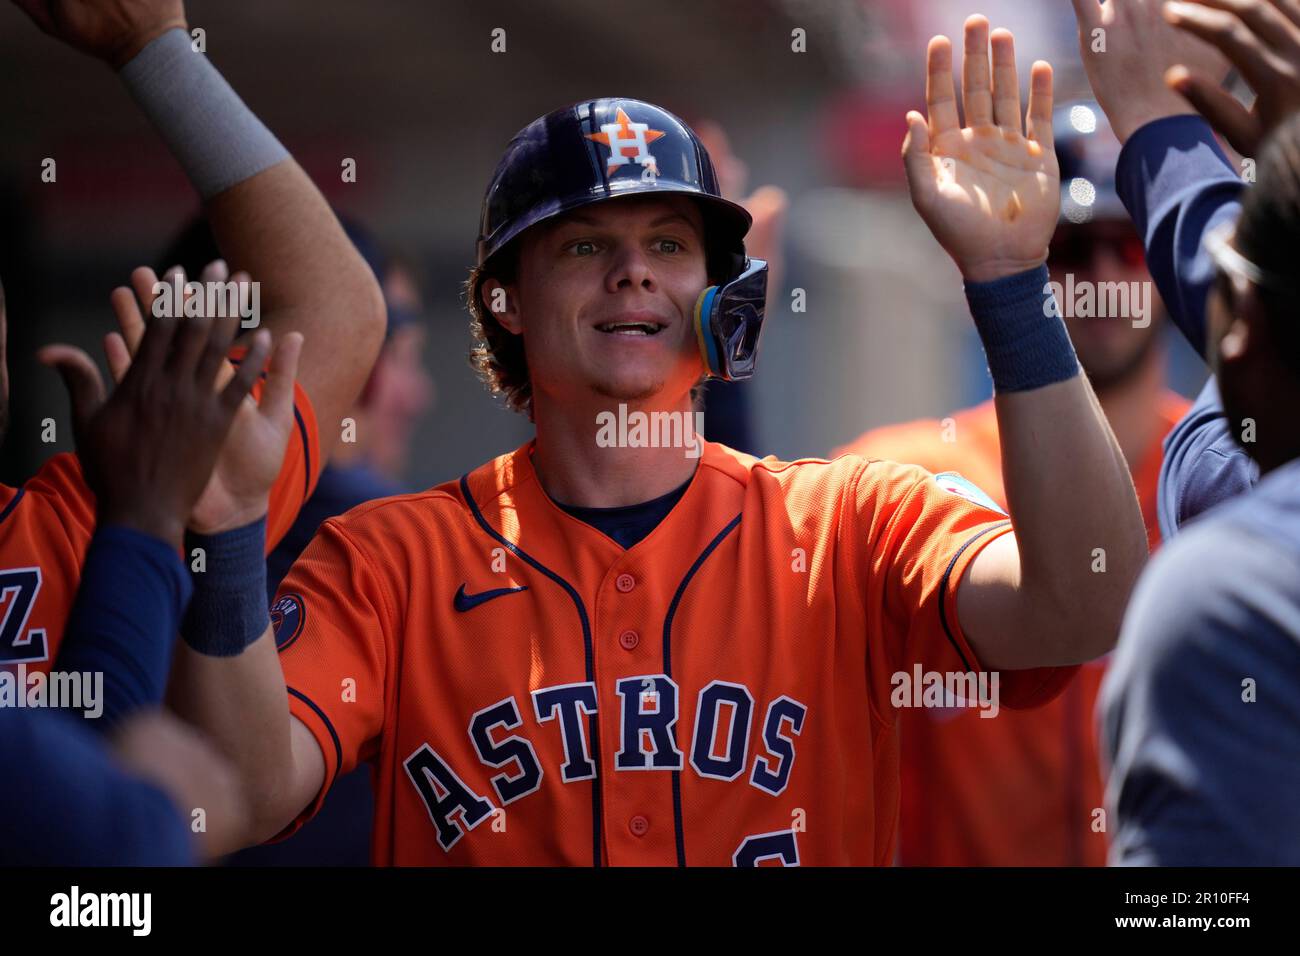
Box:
[270,518,394,837]
[26,452,98,545]
[1157,377,1258,539]
[228,345,323,552]
[258,375,321,551]
[854,458,1077,714]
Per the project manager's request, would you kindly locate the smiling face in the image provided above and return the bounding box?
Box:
[481,193,709,413]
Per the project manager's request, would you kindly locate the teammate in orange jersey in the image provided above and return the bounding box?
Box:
[170,19,1149,866]
[837,102,1191,866]
[2,0,385,675]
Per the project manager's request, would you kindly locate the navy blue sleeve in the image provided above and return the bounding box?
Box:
[56,524,193,732]
[1100,526,1300,865]
[1157,377,1260,538]
[0,708,195,865]
[1115,115,1244,357]
[1116,115,1256,533]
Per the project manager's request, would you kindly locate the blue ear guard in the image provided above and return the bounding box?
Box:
[693,257,768,381]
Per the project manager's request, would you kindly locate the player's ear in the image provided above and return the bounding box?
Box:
[480,278,522,336]
[1219,283,1260,366]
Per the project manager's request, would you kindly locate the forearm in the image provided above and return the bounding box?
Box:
[995,376,1148,660]
[1115,115,1244,357]
[962,267,1147,666]
[118,29,385,450]
[167,632,296,849]
[164,518,293,847]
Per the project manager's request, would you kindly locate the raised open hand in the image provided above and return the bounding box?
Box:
[903,16,1059,283]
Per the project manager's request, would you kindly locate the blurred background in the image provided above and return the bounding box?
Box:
[0,0,1207,489]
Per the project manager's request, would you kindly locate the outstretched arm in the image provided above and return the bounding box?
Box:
[903,17,1148,668]
[13,0,386,470]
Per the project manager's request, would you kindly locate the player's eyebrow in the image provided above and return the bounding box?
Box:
[554,211,700,232]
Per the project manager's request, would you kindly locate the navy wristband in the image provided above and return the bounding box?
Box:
[181,517,269,657]
[964,264,1080,393]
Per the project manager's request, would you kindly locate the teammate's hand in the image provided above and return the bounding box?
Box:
[903,17,1058,283]
[38,288,273,548]
[1070,0,1231,143]
[10,0,187,69]
[693,119,789,306]
[1163,0,1300,157]
[102,264,304,536]
[111,710,248,861]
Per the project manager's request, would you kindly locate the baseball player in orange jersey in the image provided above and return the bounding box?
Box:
[170,18,1150,865]
[2,0,386,675]
[838,102,1192,866]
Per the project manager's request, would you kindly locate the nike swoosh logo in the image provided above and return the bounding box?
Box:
[454,583,529,612]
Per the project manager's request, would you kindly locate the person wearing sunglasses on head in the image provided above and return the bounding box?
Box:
[835,99,1190,867]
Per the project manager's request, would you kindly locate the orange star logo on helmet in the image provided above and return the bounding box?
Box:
[586,107,667,177]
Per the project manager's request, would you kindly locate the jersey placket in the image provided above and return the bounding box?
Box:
[592,551,681,865]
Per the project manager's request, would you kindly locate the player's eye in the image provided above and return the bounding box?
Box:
[566,239,599,256]
[655,238,682,254]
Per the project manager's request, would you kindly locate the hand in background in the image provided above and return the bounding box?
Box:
[1070,0,1231,143]
[1164,0,1300,157]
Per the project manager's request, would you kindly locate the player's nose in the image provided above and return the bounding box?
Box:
[605,244,657,294]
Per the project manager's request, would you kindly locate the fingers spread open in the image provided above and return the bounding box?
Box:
[109,285,146,366]
[259,331,303,427]
[901,109,936,193]
[926,35,961,137]
[991,28,1022,132]
[135,308,179,376]
[197,314,243,389]
[1069,0,1104,31]
[1179,0,1300,51]
[103,331,132,385]
[1026,60,1056,150]
[37,344,106,433]
[962,15,995,127]
[1165,2,1283,92]
[200,259,230,283]
[122,269,161,353]
[1167,63,1263,153]
[222,329,270,412]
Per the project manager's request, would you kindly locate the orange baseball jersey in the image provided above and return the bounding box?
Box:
[274,439,1078,866]
[0,377,319,673]
[835,390,1190,866]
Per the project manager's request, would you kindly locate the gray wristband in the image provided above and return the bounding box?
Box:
[119,28,289,200]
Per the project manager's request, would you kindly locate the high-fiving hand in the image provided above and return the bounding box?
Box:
[104,263,304,535]
[903,16,1059,283]
[1164,0,1300,157]
[38,265,301,548]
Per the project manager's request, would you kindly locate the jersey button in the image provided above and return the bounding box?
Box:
[628,814,650,837]
[618,629,640,650]
[616,573,636,593]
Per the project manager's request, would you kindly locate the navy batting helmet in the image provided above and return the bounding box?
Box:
[474,97,768,380]
[1054,100,1126,225]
